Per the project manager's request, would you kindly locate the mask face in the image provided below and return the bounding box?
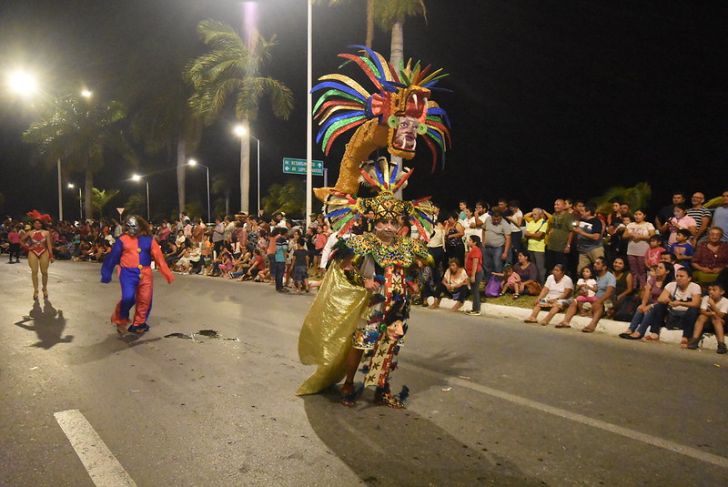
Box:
[125,217,139,236]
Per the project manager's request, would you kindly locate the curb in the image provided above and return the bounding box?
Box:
[430,297,722,352]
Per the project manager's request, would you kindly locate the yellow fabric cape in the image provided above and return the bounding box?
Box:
[296,261,370,395]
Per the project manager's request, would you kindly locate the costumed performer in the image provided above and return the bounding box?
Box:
[101,215,174,335]
[22,210,54,300]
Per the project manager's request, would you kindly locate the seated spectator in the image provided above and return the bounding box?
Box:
[624,209,655,289]
[524,264,574,326]
[666,204,697,245]
[574,266,598,307]
[429,258,470,312]
[514,250,541,295]
[643,267,702,347]
[620,262,675,339]
[494,264,521,298]
[644,235,666,269]
[692,227,728,286]
[610,257,637,320]
[559,257,616,332]
[573,203,604,274]
[669,229,694,270]
[687,282,727,354]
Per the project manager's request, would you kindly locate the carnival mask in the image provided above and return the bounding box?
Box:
[125,216,139,236]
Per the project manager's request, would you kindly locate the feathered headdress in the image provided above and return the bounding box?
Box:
[26,210,52,224]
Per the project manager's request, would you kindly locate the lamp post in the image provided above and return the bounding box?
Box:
[306,0,313,227]
[233,125,261,215]
[187,159,211,223]
[67,183,83,221]
[131,174,150,221]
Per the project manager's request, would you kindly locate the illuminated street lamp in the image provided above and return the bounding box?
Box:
[131,174,150,220]
[187,158,211,222]
[233,124,261,215]
[67,183,84,220]
[5,69,38,98]
[80,88,93,99]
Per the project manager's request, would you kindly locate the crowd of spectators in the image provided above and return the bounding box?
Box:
[2,188,727,353]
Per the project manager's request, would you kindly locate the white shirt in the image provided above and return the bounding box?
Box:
[544,274,574,300]
[625,221,655,256]
[701,296,728,315]
[507,209,523,233]
[463,217,480,241]
[664,282,702,312]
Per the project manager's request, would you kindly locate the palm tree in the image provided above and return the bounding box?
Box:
[23,95,135,219]
[262,179,306,216]
[90,187,120,218]
[186,19,294,213]
[592,182,652,215]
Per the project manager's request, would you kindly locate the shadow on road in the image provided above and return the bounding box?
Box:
[68,333,163,365]
[303,391,545,486]
[14,299,73,349]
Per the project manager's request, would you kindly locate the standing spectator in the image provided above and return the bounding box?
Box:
[482,210,511,280]
[545,199,574,274]
[473,201,490,230]
[524,208,548,283]
[192,218,206,243]
[712,190,728,242]
[427,216,446,277]
[644,267,701,347]
[692,227,728,286]
[273,228,288,292]
[655,191,687,235]
[524,264,574,326]
[292,238,310,293]
[619,262,675,339]
[224,216,236,243]
[505,200,524,261]
[7,224,21,263]
[666,204,697,245]
[559,257,615,332]
[623,209,655,288]
[687,282,727,353]
[687,192,712,242]
[457,201,469,221]
[464,235,483,316]
[462,207,481,242]
[573,203,604,274]
[212,217,225,256]
[444,212,465,267]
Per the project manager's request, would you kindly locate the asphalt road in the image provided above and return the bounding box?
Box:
[1,260,727,486]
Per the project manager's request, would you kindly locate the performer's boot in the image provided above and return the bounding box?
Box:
[128,323,150,335]
[374,384,406,409]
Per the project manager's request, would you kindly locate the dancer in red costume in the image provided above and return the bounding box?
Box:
[101,216,174,335]
[22,210,54,300]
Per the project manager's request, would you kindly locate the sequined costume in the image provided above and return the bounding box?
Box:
[101,219,174,334]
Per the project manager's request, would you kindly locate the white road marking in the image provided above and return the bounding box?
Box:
[258,311,728,469]
[54,409,137,487]
[407,363,728,470]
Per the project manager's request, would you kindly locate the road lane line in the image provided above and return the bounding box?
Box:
[54,409,137,487]
[406,364,728,469]
[255,317,728,468]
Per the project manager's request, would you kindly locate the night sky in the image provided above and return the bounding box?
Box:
[1,0,726,220]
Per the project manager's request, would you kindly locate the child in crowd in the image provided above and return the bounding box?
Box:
[292,238,310,293]
[644,235,666,269]
[669,229,694,270]
[687,282,727,354]
[575,266,598,303]
[495,264,522,299]
[273,228,289,292]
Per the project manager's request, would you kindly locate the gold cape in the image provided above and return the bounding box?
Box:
[296,261,370,395]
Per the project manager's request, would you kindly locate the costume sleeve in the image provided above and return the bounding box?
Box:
[101,238,123,283]
[151,239,175,284]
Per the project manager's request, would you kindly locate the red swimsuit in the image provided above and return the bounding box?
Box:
[28,232,48,257]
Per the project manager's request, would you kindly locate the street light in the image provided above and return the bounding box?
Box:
[67,183,83,220]
[131,174,150,221]
[80,88,93,99]
[187,158,211,223]
[5,69,38,98]
[233,124,261,216]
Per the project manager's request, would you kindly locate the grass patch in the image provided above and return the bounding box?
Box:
[481,293,537,309]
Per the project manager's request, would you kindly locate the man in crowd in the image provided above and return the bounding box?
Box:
[645,267,702,346]
[573,202,604,273]
[655,191,687,236]
[482,209,511,280]
[524,207,548,283]
[687,192,712,242]
[545,199,574,274]
[713,190,728,243]
[559,256,615,333]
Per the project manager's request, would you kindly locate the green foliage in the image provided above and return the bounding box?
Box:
[91,188,120,217]
[373,0,427,29]
[124,193,145,216]
[705,196,724,209]
[591,182,652,215]
[185,200,203,220]
[262,179,305,217]
[186,19,294,124]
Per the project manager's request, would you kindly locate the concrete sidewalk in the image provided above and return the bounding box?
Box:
[433,297,723,352]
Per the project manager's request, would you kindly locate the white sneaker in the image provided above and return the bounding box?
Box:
[465,310,481,316]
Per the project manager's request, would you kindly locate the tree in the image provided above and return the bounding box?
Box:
[592,182,652,215]
[124,193,145,216]
[90,188,120,219]
[22,95,135,219]
[211,173,233,217]
[186,19,294,213]
[262,179,306,217]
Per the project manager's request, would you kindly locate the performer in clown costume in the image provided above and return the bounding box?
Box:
[101,216,174,335]
[297,46,451,409]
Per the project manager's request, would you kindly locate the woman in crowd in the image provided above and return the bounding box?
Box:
[429,258,470,312]
[524,264,574,326]
[23,214,54,300]
[619,262,674,339]
[514,250,540,295]
[623,209,655,288]
[427,214,446,280]
[444,211,465,268]
[610,257,635,319]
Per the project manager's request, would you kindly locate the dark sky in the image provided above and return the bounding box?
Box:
[1,0,726,220]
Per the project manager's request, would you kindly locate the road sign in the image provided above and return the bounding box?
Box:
[116,208,125,216]
[282,157,324,176]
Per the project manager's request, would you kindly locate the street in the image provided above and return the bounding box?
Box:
[1,261,727,486]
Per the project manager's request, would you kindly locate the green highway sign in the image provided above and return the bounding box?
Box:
[282,157,324,176]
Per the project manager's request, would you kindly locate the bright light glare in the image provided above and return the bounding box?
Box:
[188,158,198,166]
[67,183,75,189]
[6,69,38,97]
[131,174,142,182]
[233,124,247,137]
[80,88,93,99]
